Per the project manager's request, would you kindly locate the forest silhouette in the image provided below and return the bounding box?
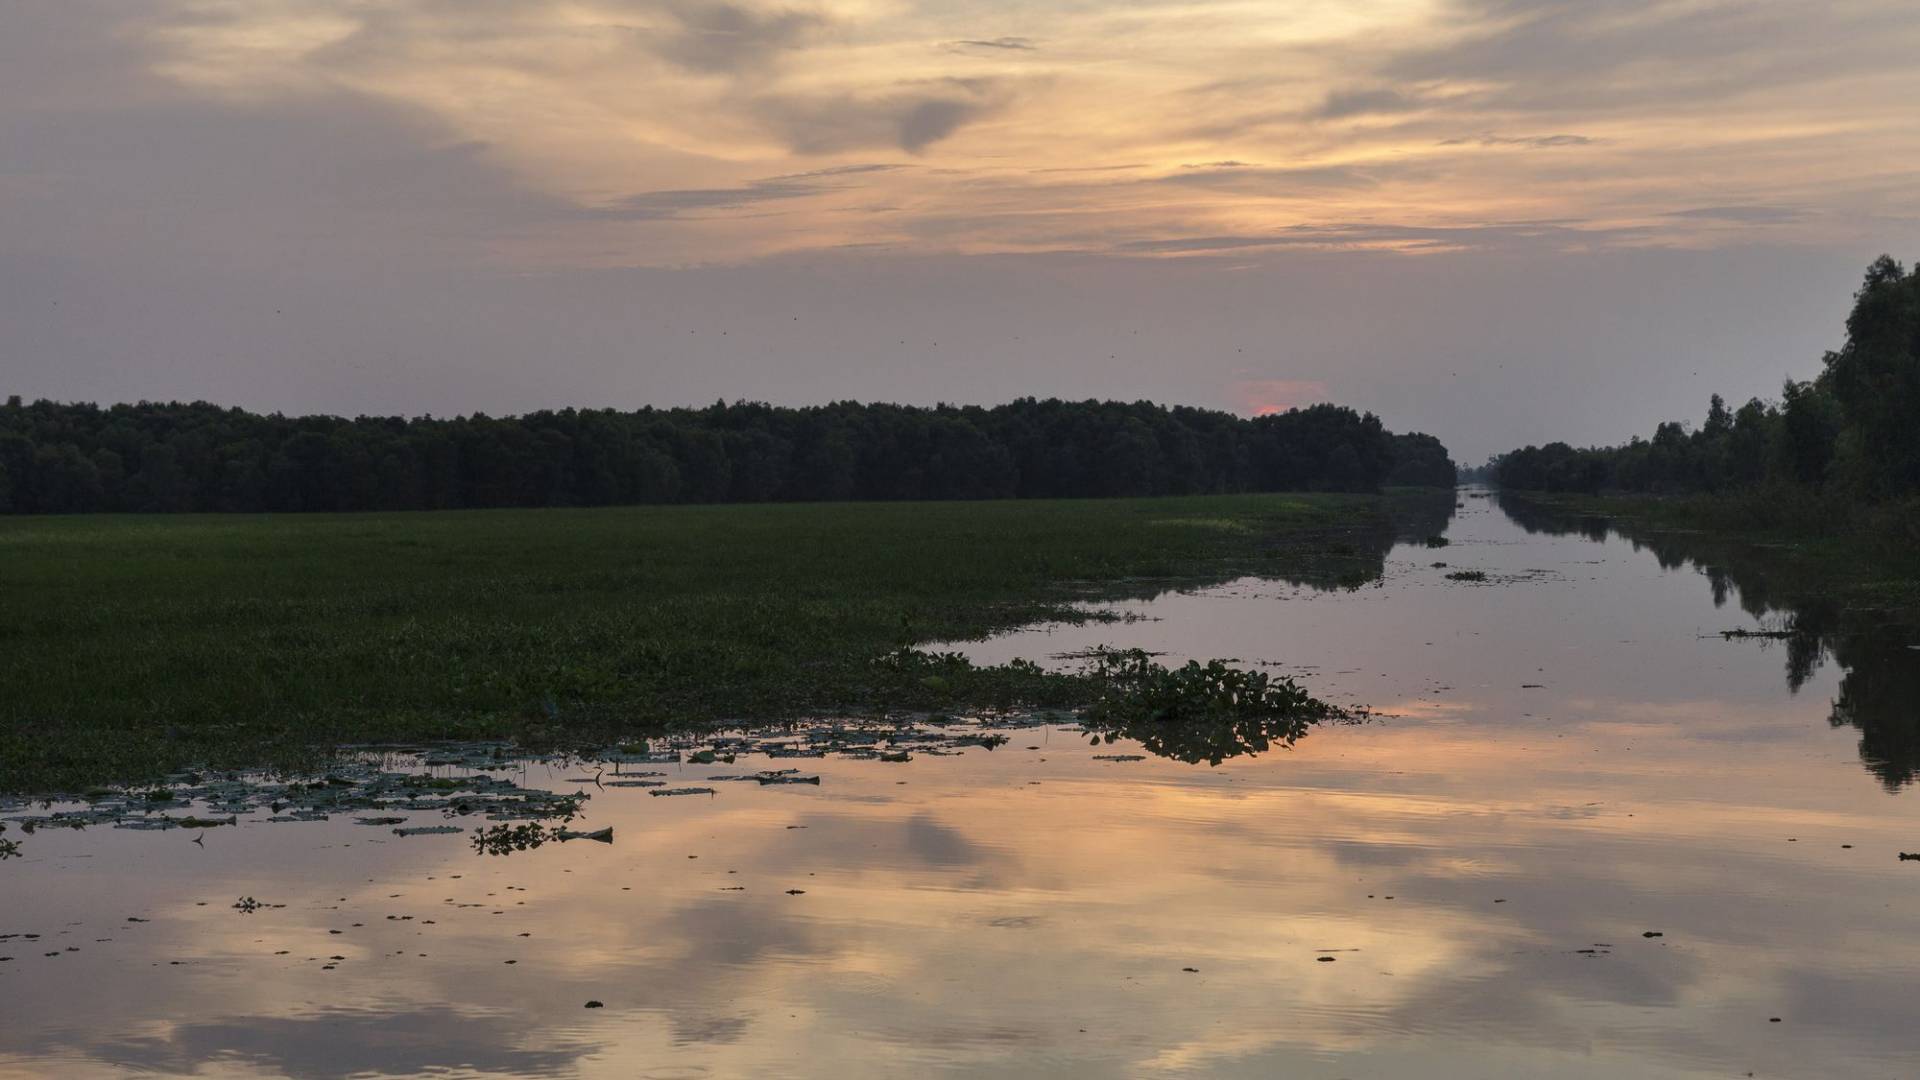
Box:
[1494,255,1920,506]
[0,397,1454,514]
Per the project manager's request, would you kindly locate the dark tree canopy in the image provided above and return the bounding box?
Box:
[1492,255,1920,501]
[0,395,1455,514]
[1384,432,1459,488]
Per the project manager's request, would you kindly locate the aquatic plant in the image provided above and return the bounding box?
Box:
[1077,648,1339,765]
[472,822,563,856]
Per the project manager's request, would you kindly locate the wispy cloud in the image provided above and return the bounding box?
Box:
[1156,163,1405,192]
[47,0,1920,265]
[1439,134,1596,149]
[1115,221,1651,256]
[648,1,826,74]
[1667,205,1809,224]
[949,36,1036,52]
[1312,88,1422,120]
[593,164,903,220]
[752,79,1011,154]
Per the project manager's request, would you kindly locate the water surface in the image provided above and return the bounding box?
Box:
[5,490,1918,1078]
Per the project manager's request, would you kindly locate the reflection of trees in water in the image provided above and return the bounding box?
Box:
[1096,488,1459,608]
[1497,492,1920,791]
[1071,492,1456,767]
[1830,638,1920,789]
[1254,487,1459,594]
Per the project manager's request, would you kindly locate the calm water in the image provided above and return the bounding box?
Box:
[5,490,1919,1078]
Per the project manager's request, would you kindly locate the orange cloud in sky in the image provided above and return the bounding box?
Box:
[120,0,1920,268]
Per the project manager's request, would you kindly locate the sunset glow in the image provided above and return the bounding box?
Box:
[117,1,1920,267]
[9,2,1920,460]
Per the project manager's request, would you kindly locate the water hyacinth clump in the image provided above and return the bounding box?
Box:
[1078,648,1340,766]
[472,822,564,856]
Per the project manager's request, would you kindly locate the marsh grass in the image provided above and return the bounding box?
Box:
[1,492,1437,792]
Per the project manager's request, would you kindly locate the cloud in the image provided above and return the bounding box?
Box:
[950,37,1036,52]
[649,1,826,74]
[1116,221,1647,256]
[1157,163,1400,192]
[1439,133,1596,148]
[79,1006,595,1080]
[1667,205,1809,224]
[903,813,981,866]
[92,0,1917,270]
[282,1,825,79]
[1313,88,1421,120]
[899,99,979,152]
[752,80,1008,154]
[593,163,901,220]
[1029,164,1146,174]
[1380,0,1920,113]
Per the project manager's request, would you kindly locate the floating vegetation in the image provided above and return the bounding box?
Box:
[1,751,583,838]
[1077,648,1341,766]
[469,821,614,847]
[1423,535,1451,548]
[556,826,614,843]
[3,673,1349,850]
[472,822,563,856]
[711,770,821,786]
[1446,570,1489,582]
[0,836,18,860]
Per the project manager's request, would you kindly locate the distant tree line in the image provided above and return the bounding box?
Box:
[0,395,1455,514]
[1494,256,1920,501]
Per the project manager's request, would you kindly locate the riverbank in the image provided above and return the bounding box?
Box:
[0,489,1452,793]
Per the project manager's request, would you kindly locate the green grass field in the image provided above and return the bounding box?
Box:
[0,492,1431,792]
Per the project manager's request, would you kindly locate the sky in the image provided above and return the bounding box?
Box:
[5,1,1919,463]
